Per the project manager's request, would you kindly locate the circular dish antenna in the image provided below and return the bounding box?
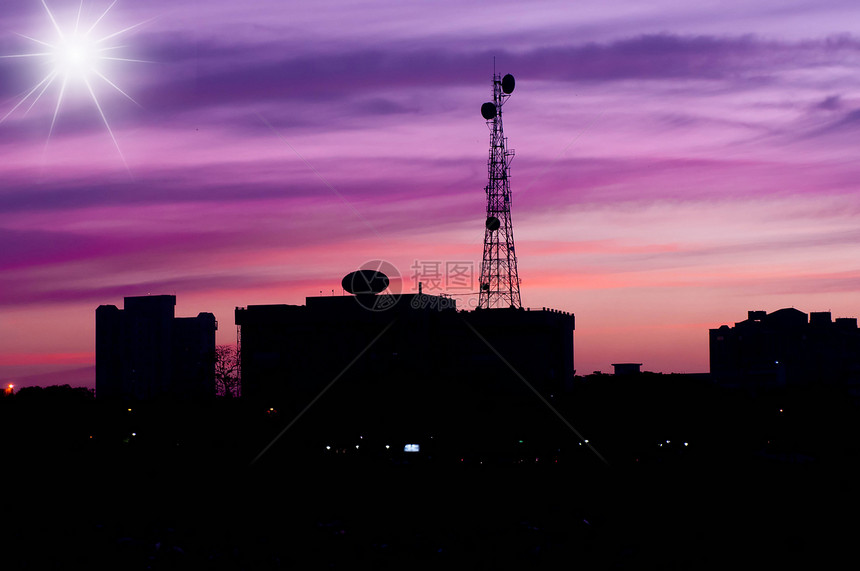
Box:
[501,74,515,94]
[485,216,500,231]
[342,270,389,295]
[481,102,496,120]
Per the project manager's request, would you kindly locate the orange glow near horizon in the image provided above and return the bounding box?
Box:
[0,352,94,367]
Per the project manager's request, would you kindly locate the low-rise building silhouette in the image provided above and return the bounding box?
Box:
[612,363,642,376]
[96,295,218,400]
[710,308,860,388]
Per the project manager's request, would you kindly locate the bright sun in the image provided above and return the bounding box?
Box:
[1,0,146,167]
[55,35,97,75]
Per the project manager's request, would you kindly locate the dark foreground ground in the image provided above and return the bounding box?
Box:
[5,458,859,570]
[4,381,860,569]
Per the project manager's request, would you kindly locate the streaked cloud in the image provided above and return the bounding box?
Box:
[2,0,860,383]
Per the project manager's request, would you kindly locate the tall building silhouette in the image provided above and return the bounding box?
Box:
[710,308,860,388]
[96,295,218,400]
[235,285,574,440]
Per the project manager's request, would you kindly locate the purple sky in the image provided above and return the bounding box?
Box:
[2,0,860,387]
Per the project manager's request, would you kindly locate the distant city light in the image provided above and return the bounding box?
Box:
[404,444,420,452]
[326,445,331,450]
[385,445,390,449]
[355,445,359,449]
[127,408,132,412]
[131,432,136,436]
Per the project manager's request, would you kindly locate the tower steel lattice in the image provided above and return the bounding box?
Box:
[478,72,521,309]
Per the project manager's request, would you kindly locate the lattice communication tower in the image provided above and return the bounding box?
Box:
[478,72,521,309]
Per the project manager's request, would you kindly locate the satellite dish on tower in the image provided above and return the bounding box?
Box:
[481,102,497,120]
[501,74,515,94]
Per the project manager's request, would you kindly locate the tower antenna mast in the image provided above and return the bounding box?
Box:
[478,71,521,309]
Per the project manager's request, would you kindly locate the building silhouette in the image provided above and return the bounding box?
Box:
[612,363,642,376]
[96,295,218,400]
[234,286,574,443]
[710,308,860,388]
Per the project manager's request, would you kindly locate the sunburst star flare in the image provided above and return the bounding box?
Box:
[0,0,149,169]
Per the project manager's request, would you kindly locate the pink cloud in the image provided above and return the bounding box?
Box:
[2,2,860,380]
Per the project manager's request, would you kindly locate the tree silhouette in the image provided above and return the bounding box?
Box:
[214,344,240,397]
